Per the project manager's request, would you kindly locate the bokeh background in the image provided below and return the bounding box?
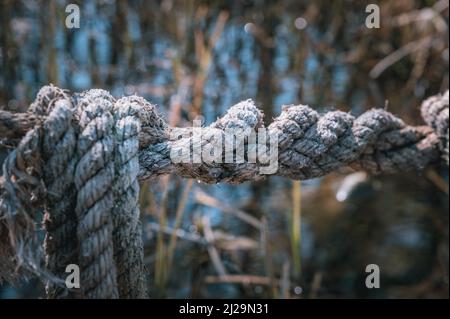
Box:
[0,0,448,298]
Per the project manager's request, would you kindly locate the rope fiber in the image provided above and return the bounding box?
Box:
[0,85,448,298]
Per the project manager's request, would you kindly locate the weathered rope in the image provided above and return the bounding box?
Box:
[0,85,448,298]
[111,96,147,298]
[73,89,120,298]
[30,86,79,298]
[139,93,448,183]
[0,86,147,298]
[421,91,449,165]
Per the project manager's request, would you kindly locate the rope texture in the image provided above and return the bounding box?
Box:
[0,86,147,299]
[111,96,147,298]
[73,89,119,298]
[0,85,448,298]
[30,86,79,298]
[139,93,448,183]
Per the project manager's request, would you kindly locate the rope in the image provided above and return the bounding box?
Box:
[139,93,448,183]
[421,91,449,164]
[111,96,147,298]
[0,86,147,298]
[73,89,119,298]
[0,85,448,298]
[31,86,79,298]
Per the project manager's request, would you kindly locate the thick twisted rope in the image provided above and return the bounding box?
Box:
[73,89,119,298]
[139,93,447,183]
[0,86,148,298]
[0,86,448,298]
[111,96,147,298]
[30,86,79,298]
[421,91,449,164]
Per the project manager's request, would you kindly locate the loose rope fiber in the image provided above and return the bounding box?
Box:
[0,85,448,298]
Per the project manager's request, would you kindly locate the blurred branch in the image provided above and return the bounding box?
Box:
[204,274,279,286]
[425,168,449,194]
[202,215,228,277]
[167,179,193,272]
[212,230,259,251]
[261,217,277,297]
[309,271,323,299]
[291,180,302,276]
[280,260,291,298]
[391,0,449,29]
[194,188,262,229]
[148,221,207,246]
[193,9,229,115]
[370,36,433,79]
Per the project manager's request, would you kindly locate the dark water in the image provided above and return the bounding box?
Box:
[0,0,448,298]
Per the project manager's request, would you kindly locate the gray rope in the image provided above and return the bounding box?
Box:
[73,89,120,298]
[0,86,147,298]
[421,90,449,165]
[0,85,448,298]
[30,86,79,298]
[139,92,448,183]
[0,86,77,289]
[112,96,147,298]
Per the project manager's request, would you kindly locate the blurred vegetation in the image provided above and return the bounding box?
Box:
[0,0,448,298]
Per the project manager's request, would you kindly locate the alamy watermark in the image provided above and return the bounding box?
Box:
[65,264,80,289]
[365,4,381,29]
[64,4,380,31]
[65,262,382,290]
[365,264,381,289]
[65,4,80,29]
[169,118,279,174]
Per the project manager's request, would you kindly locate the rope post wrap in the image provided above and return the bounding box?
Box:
[0,86,148,298]
[0,85,448,298]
